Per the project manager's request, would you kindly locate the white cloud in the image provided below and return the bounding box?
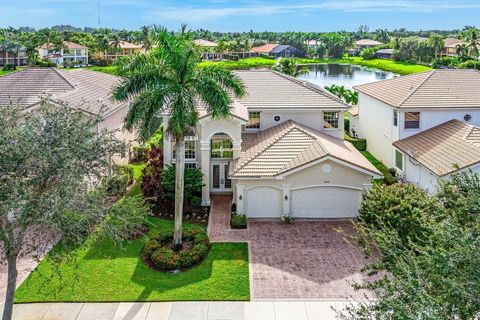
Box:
[148,0,480,22]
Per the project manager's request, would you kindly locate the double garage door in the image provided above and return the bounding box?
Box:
[245,186,361,218]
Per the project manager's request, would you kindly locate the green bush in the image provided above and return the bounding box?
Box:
[103,174,130,196]
[116,164,134,184]
[3,63,14,70]
[103,195,151,240]
[345,134,367,151]
[359,183,442,253]
[143,228,210,271]
[231,214,247,229]
[360,47,377,60]
[131,146,149,163]
[344,117,350,134]
[162,165,203,207]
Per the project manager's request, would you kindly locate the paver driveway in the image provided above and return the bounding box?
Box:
[208,195,374,300]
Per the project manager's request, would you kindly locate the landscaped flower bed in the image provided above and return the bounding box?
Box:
[142,228,210,271]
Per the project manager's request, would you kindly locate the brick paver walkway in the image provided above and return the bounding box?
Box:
[208,195,374,300]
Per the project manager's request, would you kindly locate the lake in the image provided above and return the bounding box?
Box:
[297,63,396,89]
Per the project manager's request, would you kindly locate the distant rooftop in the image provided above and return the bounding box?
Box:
[193,39,218,47]
[356,39,383,46]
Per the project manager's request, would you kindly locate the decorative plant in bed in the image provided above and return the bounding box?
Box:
[142,228,210,271]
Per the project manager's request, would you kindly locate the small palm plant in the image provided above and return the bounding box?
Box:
[113,28,245,249]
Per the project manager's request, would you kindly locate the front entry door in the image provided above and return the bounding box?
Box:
[211,163,232,192]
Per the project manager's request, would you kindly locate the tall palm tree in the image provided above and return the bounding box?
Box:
[428,33,445,59]
[113,30,245,249]
[109,33,122,59]
[461,27,480,69]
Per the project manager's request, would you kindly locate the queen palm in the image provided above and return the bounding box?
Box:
[113,30,245,249]
[461,27,480,69]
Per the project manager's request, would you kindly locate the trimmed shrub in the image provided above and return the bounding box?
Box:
[3,63,14,70]
[345,134,367,151]
[344,117,350,135]
[103,174,130,196]
[142,228,210,271]
[131,146,149,163]
[231,214,247,229]
[116,164,134,184]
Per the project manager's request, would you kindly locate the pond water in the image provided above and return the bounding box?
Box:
[297,64,396,89]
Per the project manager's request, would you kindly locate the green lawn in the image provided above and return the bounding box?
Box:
[0,67,24,77]
[361,150,396,184]
[345,57,432,75]
[86,65,119,75]
[15,217,250,302]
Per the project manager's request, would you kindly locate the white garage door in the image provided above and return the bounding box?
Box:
[246,186,282,218]
[291,187,361,218]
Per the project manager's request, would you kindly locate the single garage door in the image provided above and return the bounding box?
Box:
[246,186,282,218]
[291,186,361,218]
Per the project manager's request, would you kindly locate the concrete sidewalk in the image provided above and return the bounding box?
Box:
[1,301,351,320]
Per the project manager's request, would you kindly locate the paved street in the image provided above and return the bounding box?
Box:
[2,301,353,320]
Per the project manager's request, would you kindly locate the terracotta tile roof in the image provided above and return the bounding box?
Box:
[235,70,348,109]
[110,41,143,49]
[39,41,87,49]
[193,39,218,47]
[356,39,383,46]
[0,68,127,116]
[252,43,279,53]
[348,105,359,116]
[230,120,381,178]
[444,38,462,48]
[354,69,480,109]
[393,119,480,176]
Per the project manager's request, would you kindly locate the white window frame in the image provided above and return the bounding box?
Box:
[323,111,340,130]
[395,149,403,171]
[246,111,261,130]
[404,112,420,130]
[172,138,197,164]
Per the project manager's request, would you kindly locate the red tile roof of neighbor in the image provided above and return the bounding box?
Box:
[251,43,279,53]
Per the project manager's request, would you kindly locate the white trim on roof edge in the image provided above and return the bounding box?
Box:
[276,156,383,180]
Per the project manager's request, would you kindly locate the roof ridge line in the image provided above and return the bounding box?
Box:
[398,70,436,107]
[270,70,350,107]
[465,125,480,148]
[232,121,296,174]
[51,68,76,90]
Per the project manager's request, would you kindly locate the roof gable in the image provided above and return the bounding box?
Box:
[393,119,480,176]
[354,69,480,109]
[230,120,381,178]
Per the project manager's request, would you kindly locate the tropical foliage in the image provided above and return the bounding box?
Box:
[342,171,480,320]
[324,84,358,105]
[113,28,245,248]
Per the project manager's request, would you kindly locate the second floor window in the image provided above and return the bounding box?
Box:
[323,112,339,129]
[395,150,403,171]
[211,138,233,159]
[246,112,260,129]
[393,110,398,126]
[405,112,420,129]
[172,140,196,160]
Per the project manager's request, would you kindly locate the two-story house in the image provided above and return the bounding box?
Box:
[0,46,27,66]
[102,41,145,61]
[162,70,381,219]
[38,41,88,66]
[354,69,480,192]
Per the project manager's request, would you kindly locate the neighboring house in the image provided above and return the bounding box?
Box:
[193,39,220,60]
[102,41,144,61]
[354,69,480,192]
[375,48,394,59]
[305,39,320,49]
[347,105,359,137]
[162,70,381,219]
[38,41,88,66]
[252,44,304,58]
[393,119,480,191]
[0,68,135,160]
[441,38,462,57]
[0,47,27,66]
[350,39,383,55]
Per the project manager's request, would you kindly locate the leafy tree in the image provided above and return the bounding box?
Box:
[0,103,125,320]
[460,27,480,69]
[113,28,245,249]
[359,47,376,60]
[428,33,445,59]
[272,58,307,77]
[342,172,480,320]
[324,84,358,105]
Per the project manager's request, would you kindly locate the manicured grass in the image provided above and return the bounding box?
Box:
[361,150,396,184]
[199,57,277,69]
[15,217,250,302]
[346,57,432,75]
[0,67,24,77]
[86,65,118,75]
[130,163,145,181]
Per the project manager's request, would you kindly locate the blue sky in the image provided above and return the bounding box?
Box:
[1,0,479,31]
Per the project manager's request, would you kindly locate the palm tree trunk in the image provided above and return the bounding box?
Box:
[2,255,17,320]
[173,136,185,250]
